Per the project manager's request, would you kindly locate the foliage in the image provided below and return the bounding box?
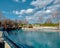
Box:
[40,23,58,27]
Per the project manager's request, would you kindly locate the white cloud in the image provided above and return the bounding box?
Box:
[25,10,47,23]
[45,10,51,13]
[25,9,34,14]
[26,0,60,23]
[13,0,19,2]
[25,7,59,23]
[31,0,53,8]
[13,8,34,15]
[18,15,22,17]
[26,16,32,20]
[22,0,26,2]
[2,11,12,14]
[13,10,20,15]
[13,0,60,23]
[19,10,26,14]
[13,0,26,2]
[54,0,60,4]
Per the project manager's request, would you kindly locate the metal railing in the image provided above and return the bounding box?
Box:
[3,31,25,48]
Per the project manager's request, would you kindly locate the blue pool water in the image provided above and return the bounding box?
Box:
[5,29,60,48]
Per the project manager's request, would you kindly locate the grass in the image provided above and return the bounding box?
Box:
[19,23,59,27]
[40,23,59,27]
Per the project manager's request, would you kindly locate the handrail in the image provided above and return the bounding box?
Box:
[3,31,25,48]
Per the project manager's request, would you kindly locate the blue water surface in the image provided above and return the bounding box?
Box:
[6,29,60,48]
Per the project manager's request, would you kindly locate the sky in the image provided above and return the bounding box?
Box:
[0,0,60,23]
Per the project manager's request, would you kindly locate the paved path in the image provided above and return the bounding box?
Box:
[5,41,11,48]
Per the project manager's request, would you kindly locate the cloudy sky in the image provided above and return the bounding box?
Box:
[0,0,60,23]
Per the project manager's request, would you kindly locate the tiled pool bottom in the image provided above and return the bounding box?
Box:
[6,29,60,48]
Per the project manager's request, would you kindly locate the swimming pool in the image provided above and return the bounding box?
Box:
[4,29,60,48]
